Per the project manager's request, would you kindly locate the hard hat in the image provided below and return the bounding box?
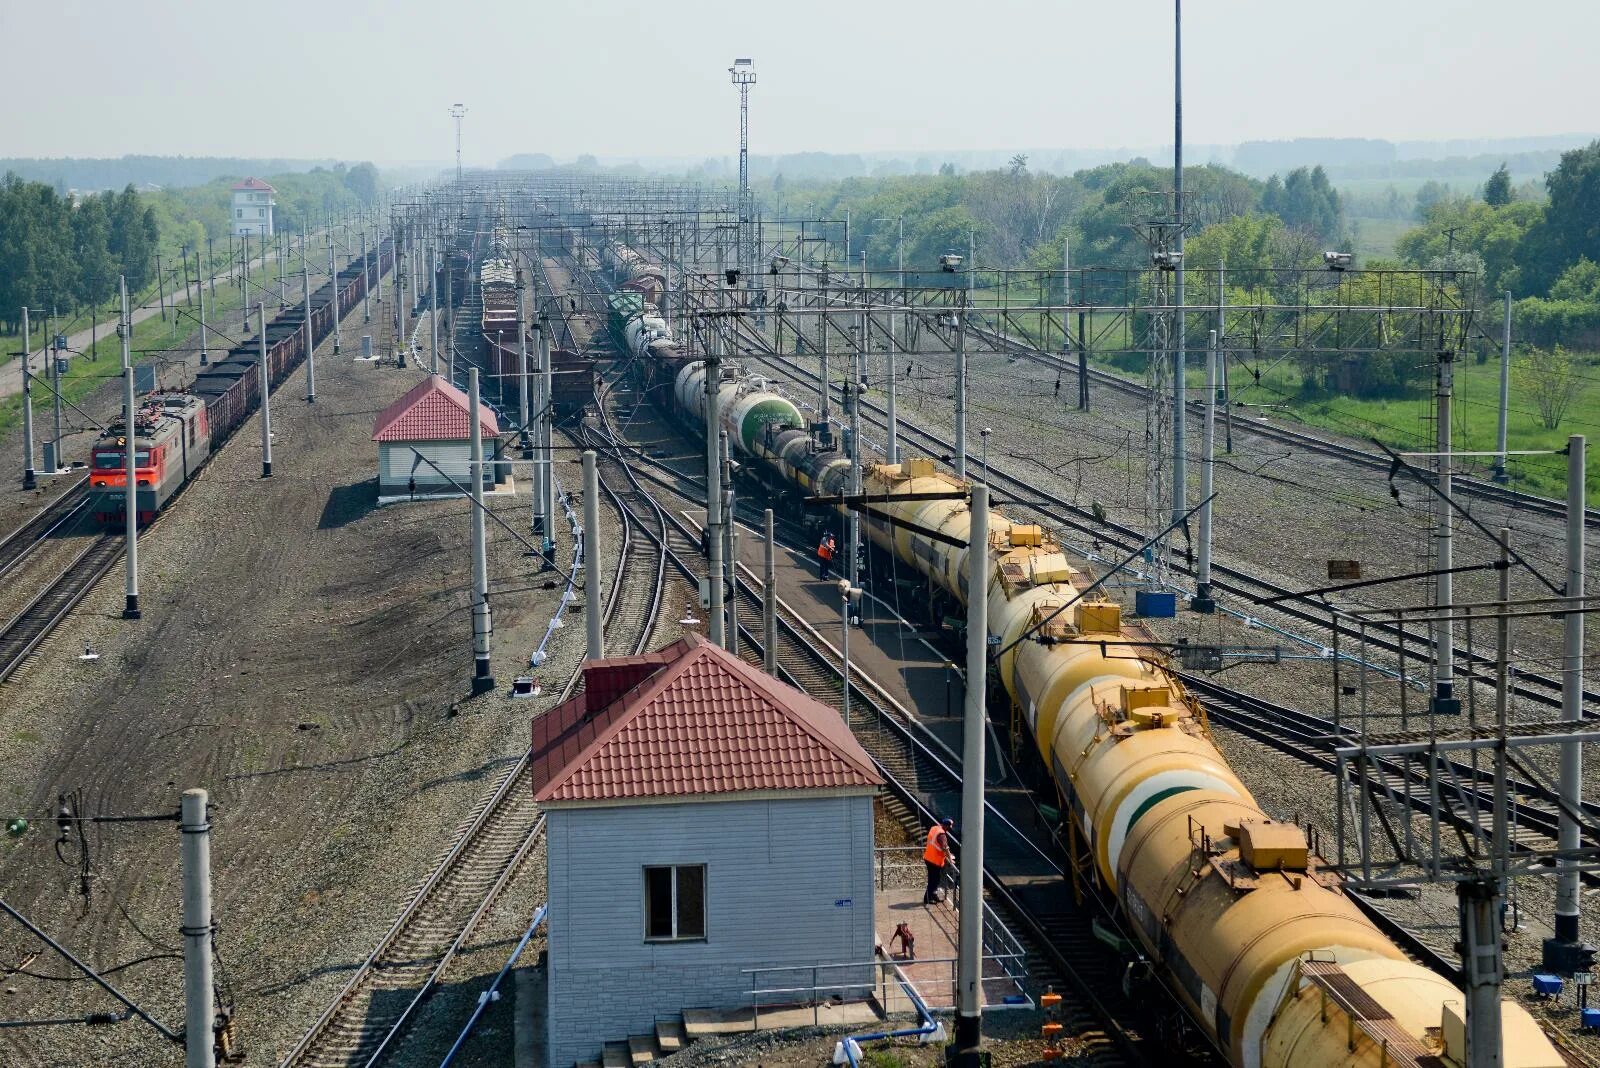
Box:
[941,818,954,830]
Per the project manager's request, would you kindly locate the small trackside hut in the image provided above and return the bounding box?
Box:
[370,373,499,502]
[533,635,884,1068]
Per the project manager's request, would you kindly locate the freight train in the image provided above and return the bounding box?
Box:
[603,243,1563,1068]
[89,241,394,524]
[478,255,596,422]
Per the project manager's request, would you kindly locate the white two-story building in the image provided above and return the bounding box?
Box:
[231,177,275,236]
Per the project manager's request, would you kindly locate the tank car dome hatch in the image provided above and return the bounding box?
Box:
[1235,820,1309,872]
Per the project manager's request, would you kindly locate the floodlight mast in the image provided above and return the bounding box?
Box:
[449,104,468,185]
[729,59,756,295]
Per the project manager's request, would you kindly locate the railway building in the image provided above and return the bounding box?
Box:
[371,373,499,501]
[230,176,275,236]
[532,635,883,1067]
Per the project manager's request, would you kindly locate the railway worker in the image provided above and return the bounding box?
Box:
[922,818,954,905]
[817,532,837,580]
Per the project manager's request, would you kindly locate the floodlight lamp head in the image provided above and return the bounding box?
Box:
[730,57,757,85]
[1153,250,1182,271]
[1324,251,1353,271]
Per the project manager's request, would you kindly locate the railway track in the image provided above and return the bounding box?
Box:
[0,476,91,582]
[0,532,123,684]
[1187,673,1600,876]
[811,287,1600,528]
[578,375,1156,1066]
[709,305,1600,718]
[279,438,664,1067]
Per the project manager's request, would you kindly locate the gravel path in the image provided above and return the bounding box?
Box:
[0,280,592,1066]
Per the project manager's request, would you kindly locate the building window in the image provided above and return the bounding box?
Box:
[236,209,243,218]
[643,865,705,941]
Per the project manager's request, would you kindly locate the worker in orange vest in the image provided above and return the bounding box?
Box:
[817,532,837,580]
[923,818,954,905]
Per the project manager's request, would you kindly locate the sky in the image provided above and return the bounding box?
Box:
[2,0,1596,166]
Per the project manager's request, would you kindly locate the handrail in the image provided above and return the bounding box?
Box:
[832,952,943,1067]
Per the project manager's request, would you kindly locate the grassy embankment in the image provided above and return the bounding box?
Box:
[0,253,324,443]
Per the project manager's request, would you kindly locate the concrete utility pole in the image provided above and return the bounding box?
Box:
[952,482,990,1063]
[705,316,727,649]
[763,508,777,675]
[1170,0,1188,532]
[1463,528,1512,1068]
[818,264,830,427]
[1553,434,1586,950]
[302,250,315,404]
[517,275,530,449]
[362,229,371,324]
[198,257,209,366]
[239,236,250,331]
[848,324,863,586]
[121,281,140,620]
[180,788,215,1068]
[530,320,546,534]
[1434,350,1458,715]
[540,321,556,556]
[583,450,604,661]
[1494,292,1512,483]
[887,218,902,465]
[1192,330,1217,612]
[838,577,860,725]
[259,305,273,477]
[329,235,341,355]
[156,250,168,322]
[954,291,968,481]
[1219,262,1231,453]
[468,368,494,694]
[20,307,36,490]
[722,430,738,656]
[48,310,62,470]
[431,247,440,374]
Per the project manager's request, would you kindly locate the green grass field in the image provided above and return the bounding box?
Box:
[0,266,308,444]
[1198,349,1600,498]
[1348,216,1413,260]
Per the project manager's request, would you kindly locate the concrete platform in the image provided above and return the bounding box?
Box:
[715,507,1015,788]
[874,886,1029,1012]
[683,1000,881,1035]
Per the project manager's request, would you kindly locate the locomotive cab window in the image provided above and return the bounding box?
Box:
[644,865,705,942]
[94,450,149,469]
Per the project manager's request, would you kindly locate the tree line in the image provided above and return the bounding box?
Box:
[0,162,384,337]
[1394,142,1600,349]
[0,177,156,335]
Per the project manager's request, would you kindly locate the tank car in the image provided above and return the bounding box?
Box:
[601,245,1564,1068]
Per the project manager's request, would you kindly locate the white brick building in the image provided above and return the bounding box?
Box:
[231,177,275,236]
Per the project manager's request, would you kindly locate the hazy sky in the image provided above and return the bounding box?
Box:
[3,0,1595,165]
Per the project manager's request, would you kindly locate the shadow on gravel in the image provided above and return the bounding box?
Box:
[414,754,524,796]
[354,963,523,1066]
[320,479,380,530]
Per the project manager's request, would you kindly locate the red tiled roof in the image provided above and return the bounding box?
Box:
[230,177,276,192]
[531,635,883,804]
[371,373,499,442]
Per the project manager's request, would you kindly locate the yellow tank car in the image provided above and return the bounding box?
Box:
[850,458,1562,1068]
